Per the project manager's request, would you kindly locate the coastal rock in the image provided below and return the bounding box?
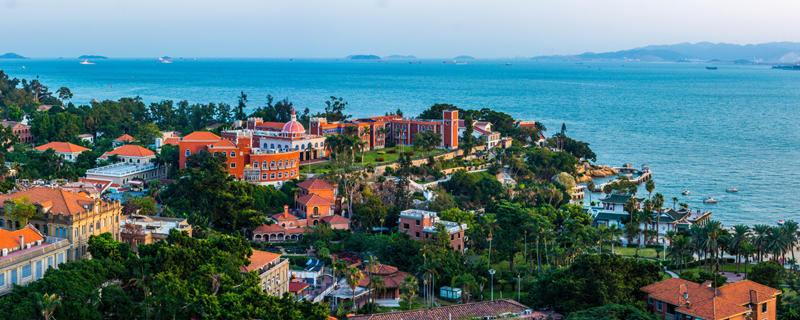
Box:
[582,163,618,177]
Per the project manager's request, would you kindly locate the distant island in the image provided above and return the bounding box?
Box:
[78,55,108,59]
[0,52,27,59]
[533,41,800,64]
[347,55,381,60]
[384,55,417,59]
[454,55,475,60]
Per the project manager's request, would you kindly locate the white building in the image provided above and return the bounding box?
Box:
[33,142,90,162]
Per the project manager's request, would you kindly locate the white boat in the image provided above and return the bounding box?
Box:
[725,188,739,193]
[79,59,94,65]
[158,57,173,64]
[778,220,785,226]
[703,197,717,204]
[682,190,691,195]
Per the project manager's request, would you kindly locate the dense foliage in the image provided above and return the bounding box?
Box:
[0,231,328,319]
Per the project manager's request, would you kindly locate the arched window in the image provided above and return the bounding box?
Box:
[185,150,190,157]
[278,160,283,166]
[253,161,259,167]
[314,143,318,147]
[271,143,275,149]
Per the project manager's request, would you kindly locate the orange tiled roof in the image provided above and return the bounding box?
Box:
[642,278,782,320]
[102,144,155,158]
[162,137,180,146]
[209,139,237,148]
[297,178,334,191]
[321,214,350,225]
[348,299,557,320]
[182,131,221,141]
[296,194,334,206]
[242,249,281,272]
[254,224,287,233]
[114,134,136,142]
[34,142,90,153]
[0,187,96,215]
[0,225,44,251]
[289,281,309,293]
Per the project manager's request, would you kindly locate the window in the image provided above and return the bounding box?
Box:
[10,269,17,285]
[58,253,64,264]
[253,161,259,167]
[278,172,282,179]
[262,161,267,167]
[404,223,410,229]
[229,151,235,157]
[313,207,319,215]
[262,173,267,180]
[36,261,42,279]
[415,220,420,226]
[415,232,420,238]
[96,222,100,230]
[230,163,236,168]
[762,303,767,313]
[271,143,275,149]
[656,301,663,312]
[278,160,283,166]
[0,272,4,287]
[270,160,275,167]
[270,173,275,179]
[451,234,455,240]
[185,150,190,157]
[22,264,31,278]
[48,256,53,268]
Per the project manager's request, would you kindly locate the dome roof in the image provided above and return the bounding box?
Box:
[281,109,306,135]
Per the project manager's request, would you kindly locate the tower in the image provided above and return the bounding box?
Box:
[442,110,459,149]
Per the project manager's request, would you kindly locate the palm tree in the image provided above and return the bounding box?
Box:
[400,275,418,310]
[740,241,754,278]
[753,224,771,262]
[645,179,655,199]
[705,220,724,273]
[672,197,678,209]
[38,293,61,320]
[730,224,750,273]
[607,224,623,255]
[346,267,364,311]
[652,193,665,246]
[783,221,799,266]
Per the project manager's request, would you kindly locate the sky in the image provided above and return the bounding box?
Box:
[3,0,800,58]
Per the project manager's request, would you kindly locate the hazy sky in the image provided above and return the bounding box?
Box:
[3,0,800,58]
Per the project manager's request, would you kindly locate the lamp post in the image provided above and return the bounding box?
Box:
[488,269,496,301]
[515,273,522,302]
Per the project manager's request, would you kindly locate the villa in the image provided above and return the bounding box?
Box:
[34,142,89,162]
[242,249,290,297]
[85,144,166,186]
[642,278,781,320]
[397,209,467,251]
[0,225,70,296]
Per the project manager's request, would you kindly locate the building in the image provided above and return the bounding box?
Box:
[242,249,290,297]
[34,142,90,162]
[397,209,467,251]
[230,110,327,162]
[1,121,33,144]
[0,187,123,261]
[119,215,192,251]
[309,110,461,150]
[179,130,301,186]
[0,225,70,296]
[252,178,349,242]
[85,144,166,186]
[289,281,311,301]
[358,264,410,301]
[113,134,136,147]
[77,133,94,144]
[348,299,561,320]
[642,278,781,320]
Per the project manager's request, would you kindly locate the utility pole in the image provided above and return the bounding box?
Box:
[488,269,496,301]
[516,273,522,301]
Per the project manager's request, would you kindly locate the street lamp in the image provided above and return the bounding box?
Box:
[488,269,496,301]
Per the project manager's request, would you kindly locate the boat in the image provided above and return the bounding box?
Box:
[703,197,717,204]
[725,188,739,193]
[778,220,785,226]
[79,59,94,65]
[682,190,691,195]
[158,56,173,64]
[505,63,512,66]
[705,66,718,70]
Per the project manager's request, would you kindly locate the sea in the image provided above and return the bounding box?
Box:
[1,58,799,227]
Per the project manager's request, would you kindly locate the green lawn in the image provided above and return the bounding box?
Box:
[304,146,447,174]
[613,246,661,259]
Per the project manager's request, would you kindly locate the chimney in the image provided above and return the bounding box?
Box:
[19,234,24,250]
[284,205,289,218]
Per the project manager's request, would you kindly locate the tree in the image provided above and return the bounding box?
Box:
[413,129,442,156]
[56,87,72,105]
[461,115,476,155]
[88,232,134,262]
[399,275,418,310]
[236,91,248,120]
[567,303,658,320]
[645,179,655,199]
[37,293,62,320]
[748,261,784,288]
[346,267,364,311]
[5,196,39,226]
[318,96,350,122]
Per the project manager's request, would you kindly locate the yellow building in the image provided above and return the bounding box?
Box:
[241,249,289,297]
[0,225,70,296]
[0,187,123,261]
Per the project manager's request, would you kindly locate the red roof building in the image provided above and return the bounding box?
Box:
[34,142,90,162]
[242,249,290,297]
[348,299,560,320]
[642,278,782,320]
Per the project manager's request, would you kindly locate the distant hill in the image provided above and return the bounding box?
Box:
[347,55,381,60]
[78,55,108,59]
[533,42,800,63]
[384,55,416,59]
[0,52,26,59]
[454,55,475,60]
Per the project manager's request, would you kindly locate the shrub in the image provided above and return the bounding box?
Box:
[404,150,415,156]
[377,151,386,155]
[375,157,384,162]
[386,148,397,154]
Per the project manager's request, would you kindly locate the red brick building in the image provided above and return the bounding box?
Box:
[1,121,33,144]
[641,278,781,320]
[397,209,467,251]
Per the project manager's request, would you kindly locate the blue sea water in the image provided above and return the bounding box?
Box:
[1,58,799,226]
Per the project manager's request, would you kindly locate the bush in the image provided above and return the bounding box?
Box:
[386,148,397,154]
[404,150,415,156]
[377,151,385,155]
[375,157,384,162]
